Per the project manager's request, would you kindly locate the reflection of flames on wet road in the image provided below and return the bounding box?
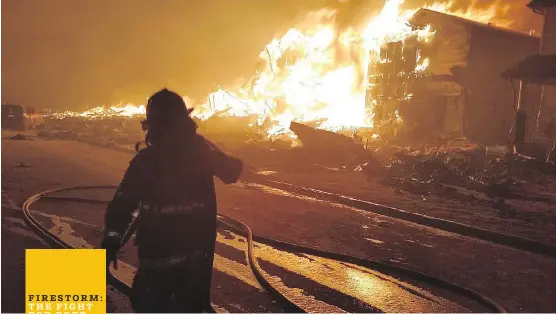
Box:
[216,231,472,313]
[28,202,475,313]
[51,0,513,140]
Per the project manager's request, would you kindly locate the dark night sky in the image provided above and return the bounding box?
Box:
[1,0,542,110]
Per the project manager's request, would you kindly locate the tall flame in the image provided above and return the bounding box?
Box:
[51,0,515,141]
[196,0,436,138]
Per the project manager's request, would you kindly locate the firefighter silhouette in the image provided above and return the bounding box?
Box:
[101,88,244,313]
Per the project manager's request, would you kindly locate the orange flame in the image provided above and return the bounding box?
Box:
[421,0,513,27]
[52,0,516,142]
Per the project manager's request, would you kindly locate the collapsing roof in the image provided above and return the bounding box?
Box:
[409,9,540,40]
[501,54,556,85]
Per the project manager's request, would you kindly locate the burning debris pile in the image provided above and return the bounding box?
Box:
[48,0,519,146]
[40,115,144,147]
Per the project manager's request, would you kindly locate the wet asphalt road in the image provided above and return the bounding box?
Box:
[3,136,556,312]
[28,195,479,313]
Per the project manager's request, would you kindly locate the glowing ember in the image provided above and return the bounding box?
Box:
[50,0,516,141]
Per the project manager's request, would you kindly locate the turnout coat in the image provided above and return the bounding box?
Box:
[103,134,243,310]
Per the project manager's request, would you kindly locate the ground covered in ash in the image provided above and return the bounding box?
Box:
[31,117,556,244]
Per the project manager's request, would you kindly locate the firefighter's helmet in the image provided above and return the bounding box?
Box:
[142,88,194,130]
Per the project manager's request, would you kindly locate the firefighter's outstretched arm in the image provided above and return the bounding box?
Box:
[200,136,244,184]
[101,155,144,268]
[212,149,244,184]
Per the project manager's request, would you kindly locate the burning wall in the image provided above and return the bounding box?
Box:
[373,8,541,145]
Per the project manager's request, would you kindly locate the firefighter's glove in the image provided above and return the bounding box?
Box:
[101,231,122,270]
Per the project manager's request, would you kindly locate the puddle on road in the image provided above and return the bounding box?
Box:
[30,210,93,248]
[217,232,473,313]
[365,238,385,245]
[31,209,261,289]
[30,209,273,312]
[32,201,477,313]
[256,171,277,176]
[239,182,353,210]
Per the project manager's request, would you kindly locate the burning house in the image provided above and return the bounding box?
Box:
[371,8,541,145]
[48,1,546,150]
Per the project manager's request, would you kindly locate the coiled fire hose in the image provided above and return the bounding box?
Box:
[22,185,506,313]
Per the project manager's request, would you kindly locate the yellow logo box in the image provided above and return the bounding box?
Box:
[26,249,106,314]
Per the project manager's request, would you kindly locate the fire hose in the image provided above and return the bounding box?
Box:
[22,185,506,313]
